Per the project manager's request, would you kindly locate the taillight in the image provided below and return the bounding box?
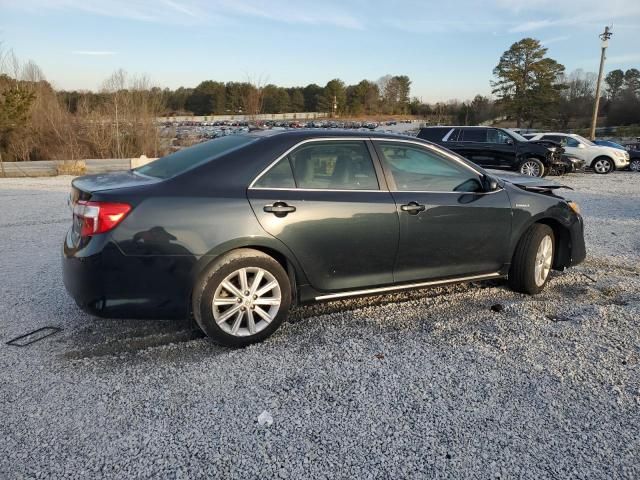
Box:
[73,201,132,237]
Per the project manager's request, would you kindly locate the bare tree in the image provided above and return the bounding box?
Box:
[242,75,266,120]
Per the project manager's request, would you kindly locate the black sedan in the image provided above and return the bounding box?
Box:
[63,130,586,347]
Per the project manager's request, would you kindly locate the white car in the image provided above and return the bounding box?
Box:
[526,133,630,174]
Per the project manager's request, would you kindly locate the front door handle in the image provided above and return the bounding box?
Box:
[401,202,426,215]
[264,202,296,217]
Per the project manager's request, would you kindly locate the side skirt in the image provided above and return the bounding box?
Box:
[313,272,504,301]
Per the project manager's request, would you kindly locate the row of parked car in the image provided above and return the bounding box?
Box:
[417,126,639,177]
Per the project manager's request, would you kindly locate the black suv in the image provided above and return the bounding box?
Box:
[417,126,564,177]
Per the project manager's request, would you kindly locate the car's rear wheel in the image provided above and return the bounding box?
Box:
[193,249,291,347]
[508,224,555,295]
[592,157,613,174]
[629,159,640,172]
[519,158,545,177]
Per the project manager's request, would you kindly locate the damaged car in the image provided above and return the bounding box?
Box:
[63,130,586,346]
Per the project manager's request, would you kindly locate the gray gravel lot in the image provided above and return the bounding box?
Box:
[1,171,639,479]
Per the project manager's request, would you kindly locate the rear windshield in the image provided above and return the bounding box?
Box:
[135,135,256,179]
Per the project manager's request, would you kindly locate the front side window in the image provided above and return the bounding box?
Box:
[566,137,580,148]
[377,142,482,192]
[288,141,379,190]
[487,129,513,144]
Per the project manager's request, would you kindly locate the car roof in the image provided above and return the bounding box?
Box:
[421,126,489,129]
[535,132,578,137]
[246,128,419,141]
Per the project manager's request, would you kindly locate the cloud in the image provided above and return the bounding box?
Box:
[606,53,640,64]
[541,35,570,45]
[1,0,363,29]
[72,50,117,55]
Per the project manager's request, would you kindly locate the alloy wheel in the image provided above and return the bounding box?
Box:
[212,267,282,337]
[594,159,612,174]
[534,235,553,287]
[520,161,541,177]
[630,159,640,172]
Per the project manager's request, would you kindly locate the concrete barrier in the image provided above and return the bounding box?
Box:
[0,156,157,178]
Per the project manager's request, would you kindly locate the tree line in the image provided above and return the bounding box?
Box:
[59,75,413,117]
[3,37,640,163]
[491,37,640,129]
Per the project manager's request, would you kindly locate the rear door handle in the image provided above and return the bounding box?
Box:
[264,202,296,217]
[401,202,426,215]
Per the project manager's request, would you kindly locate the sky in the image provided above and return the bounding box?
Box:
[1,0,639,102]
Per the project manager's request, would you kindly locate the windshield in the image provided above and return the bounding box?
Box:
[135,135,256,179]
[573,135,595,146]
[506,130,529,142]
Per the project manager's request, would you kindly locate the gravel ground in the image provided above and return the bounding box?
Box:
[0,171,639,479]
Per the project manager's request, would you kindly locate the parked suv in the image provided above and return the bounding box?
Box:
[417,126,563,177]
[527,133,629,174]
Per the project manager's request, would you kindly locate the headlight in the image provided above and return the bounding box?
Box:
[567,201,581,215]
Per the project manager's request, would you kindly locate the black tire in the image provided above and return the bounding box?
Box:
[592,156,613,174]
[629,159,640,172]
[519,158,545,177]
[192,248,291,347]
[508,224,555,295]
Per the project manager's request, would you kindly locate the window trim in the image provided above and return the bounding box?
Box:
[248,137,491,194]
[371,139,493,194]
[457,127,489,143]
[249,137,383,192]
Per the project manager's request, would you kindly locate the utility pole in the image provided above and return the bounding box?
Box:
[590,26,613,140]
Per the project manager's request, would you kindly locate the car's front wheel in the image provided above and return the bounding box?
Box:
[519,158,545,177]
[193,249,291,347]
[508,224,555,295]
[592,157,613,174]
[629,159,640,172]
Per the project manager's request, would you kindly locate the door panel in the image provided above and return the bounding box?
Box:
[248,189,398,291]
[248,140,398,292]
[455,128,495,167]
[391,190,512,282]
[372,140,512,283]
[487,129,516,167]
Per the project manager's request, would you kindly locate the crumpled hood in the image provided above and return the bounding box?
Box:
[494,172,573,192]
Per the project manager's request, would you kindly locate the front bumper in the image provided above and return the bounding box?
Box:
[614,155,630,169]
[568,214,586,267]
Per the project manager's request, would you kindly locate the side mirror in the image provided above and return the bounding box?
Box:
[577,143,586,149]
[483,175,500,192]
[505,138,514,145]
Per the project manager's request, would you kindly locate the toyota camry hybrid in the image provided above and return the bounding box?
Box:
[63,130,586,347]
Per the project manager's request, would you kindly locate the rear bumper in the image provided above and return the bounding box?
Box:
[62,231,192,319]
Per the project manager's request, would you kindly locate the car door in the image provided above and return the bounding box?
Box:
[372,140,512,283]
[487,128,517,168]
[456,128,497,167]
[247,139,399,292]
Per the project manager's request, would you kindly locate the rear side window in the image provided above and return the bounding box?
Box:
[253,159,296,188]
[288,141,378,190]
[135,135,255,179]
[460,129,487,142]
[417,128,451,142]
[542,135,564,144]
